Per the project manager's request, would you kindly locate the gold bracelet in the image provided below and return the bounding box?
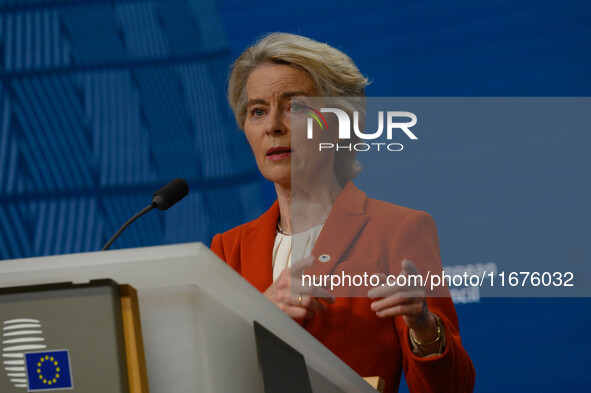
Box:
[409,320,441,346]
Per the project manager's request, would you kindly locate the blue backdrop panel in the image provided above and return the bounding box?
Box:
[0,0,265,259]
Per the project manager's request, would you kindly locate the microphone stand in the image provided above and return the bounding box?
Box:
[100,178,188,251]
[101,203,155,251]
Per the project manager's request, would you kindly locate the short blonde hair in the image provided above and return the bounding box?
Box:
[228,32,369,185]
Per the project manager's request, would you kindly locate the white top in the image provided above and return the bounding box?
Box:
[272,224,324,281]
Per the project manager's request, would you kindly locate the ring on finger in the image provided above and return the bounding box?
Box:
[298,295,302,307]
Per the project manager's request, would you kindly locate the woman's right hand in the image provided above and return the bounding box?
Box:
[264,255,336,319]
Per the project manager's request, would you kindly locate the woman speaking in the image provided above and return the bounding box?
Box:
[211,32,475,392]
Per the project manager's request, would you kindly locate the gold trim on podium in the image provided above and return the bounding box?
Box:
[120,285,150,393]
[363,376,385,393]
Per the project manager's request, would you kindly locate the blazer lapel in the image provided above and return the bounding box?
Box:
[238,182,368,290]
[306,181,368,277]
[241,201,279,292]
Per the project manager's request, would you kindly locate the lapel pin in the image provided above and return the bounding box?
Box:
[318,254,331,263]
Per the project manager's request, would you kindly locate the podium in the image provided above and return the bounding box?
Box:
[0,243,378,393]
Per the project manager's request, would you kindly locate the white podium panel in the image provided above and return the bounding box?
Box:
[0,243,376,393]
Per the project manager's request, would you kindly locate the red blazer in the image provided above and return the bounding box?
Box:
[211,181,475,392]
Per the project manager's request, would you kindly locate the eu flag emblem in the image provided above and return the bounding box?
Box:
[25,350,73,391]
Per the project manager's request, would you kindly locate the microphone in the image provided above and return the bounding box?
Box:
[101,178,189,251]
[152,178,189,210]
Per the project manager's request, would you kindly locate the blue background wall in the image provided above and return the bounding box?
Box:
[0,0,265,258]
[1,0,590,391]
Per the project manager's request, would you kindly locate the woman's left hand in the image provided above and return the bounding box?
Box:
[367,259,440,351]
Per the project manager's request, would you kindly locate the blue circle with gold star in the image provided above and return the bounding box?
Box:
[36,355,62,386]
